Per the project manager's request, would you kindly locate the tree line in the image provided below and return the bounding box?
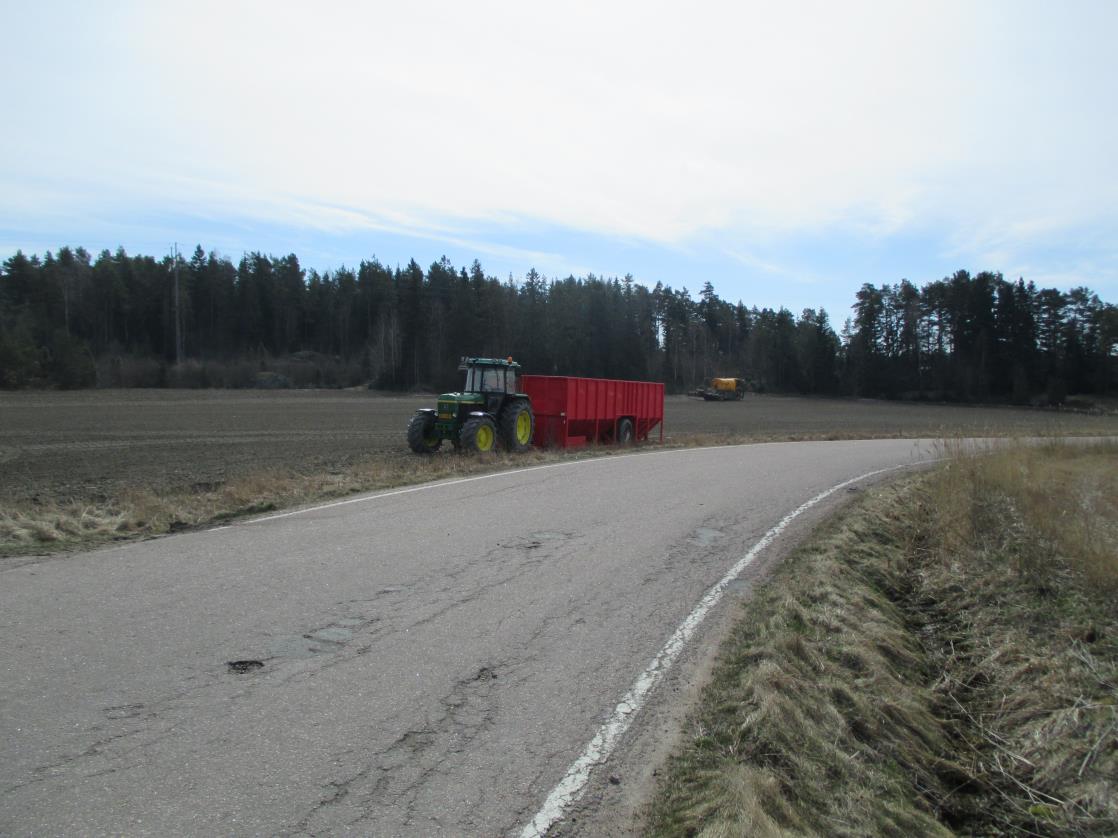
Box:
[1,245,1115,402]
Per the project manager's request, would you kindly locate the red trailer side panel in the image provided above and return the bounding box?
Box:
[520,375,664,448]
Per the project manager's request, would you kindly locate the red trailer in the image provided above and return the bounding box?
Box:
[520,375,664,448]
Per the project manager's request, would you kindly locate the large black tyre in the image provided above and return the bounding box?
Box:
[407,412,441,454]
[499,400,535,452]
[460,415,498,454]
[616,417,635,445]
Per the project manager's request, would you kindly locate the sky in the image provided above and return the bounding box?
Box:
[2,0,1116,324]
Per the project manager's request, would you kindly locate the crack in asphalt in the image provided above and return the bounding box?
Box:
[265,536,571,697]
[6,534,570,808]
[4,721,171,796]
[272,536,579,834]
[4,528,582,830]
[290,662,509,835]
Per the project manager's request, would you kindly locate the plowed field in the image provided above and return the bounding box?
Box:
[1,389,1115,502]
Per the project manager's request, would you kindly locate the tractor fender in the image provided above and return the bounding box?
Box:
[416,408,437,415]
[467,410,491,418]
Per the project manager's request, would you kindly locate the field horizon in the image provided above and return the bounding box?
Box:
[3,388,1117,558]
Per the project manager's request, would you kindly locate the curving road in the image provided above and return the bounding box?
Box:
[0,439,939,836]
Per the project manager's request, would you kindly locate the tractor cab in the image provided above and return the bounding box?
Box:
[441,356,522,418]
[459,357,521,412]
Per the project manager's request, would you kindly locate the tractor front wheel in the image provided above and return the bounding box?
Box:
[500,401,535,453]
[460,415,498,454]
[407,412,442,454]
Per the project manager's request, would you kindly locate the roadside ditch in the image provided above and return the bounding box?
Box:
[645,443,1117,836]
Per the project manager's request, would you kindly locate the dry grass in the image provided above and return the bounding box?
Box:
[0,446,618,558]
[0,431,960,559]
[646,442,1118,837]
[931,439,1118,594]
[646,482,961,837]
[4,438,770,558]
[915,441,1118,834]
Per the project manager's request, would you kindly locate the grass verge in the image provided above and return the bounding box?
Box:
[646,441,1117,836]
[0,445,632,559]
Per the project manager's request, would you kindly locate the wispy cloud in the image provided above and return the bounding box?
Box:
[719,247,821,288]
[2,1,1116,310]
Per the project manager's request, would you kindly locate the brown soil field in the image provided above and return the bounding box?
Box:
[1,389,1116,503]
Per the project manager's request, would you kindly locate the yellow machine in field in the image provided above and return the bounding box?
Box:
[689,377,747,401]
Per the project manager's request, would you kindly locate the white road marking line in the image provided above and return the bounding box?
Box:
[224,440,932,528]
[519,459,935,838]
[236,459,599,525]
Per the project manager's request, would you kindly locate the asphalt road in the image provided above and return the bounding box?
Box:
[0,439,938,836]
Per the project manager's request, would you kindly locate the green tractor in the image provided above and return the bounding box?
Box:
[407,357,535,454]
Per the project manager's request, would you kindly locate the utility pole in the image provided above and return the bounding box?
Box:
[173,243,183,366]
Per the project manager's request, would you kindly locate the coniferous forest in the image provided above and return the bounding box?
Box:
[1,245,1115,403]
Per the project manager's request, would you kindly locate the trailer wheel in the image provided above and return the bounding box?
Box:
[500,401,535,452]
[460,415,498,453]
[616,417,635,445]
[407,413,442,454]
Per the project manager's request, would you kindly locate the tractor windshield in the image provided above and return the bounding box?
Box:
[464,365,508,393]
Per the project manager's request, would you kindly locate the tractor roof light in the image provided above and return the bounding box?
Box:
[458,356,521,371]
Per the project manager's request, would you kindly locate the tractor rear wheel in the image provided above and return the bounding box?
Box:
[407,412,442,454]
[616,417,635,445]
[460,415,498,453]
[500,401,535,452]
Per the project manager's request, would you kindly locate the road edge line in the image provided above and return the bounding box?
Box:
[234,441,930,527]
[518,459,934,838]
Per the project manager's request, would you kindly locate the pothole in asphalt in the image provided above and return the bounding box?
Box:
[310,627,353,643]
[268,625,354,659]
[270,635,341,659]
[530,531,570,542]
[227,660,264,674]
[503,531,572,550]
[104,703,145,719]
[689,527,725,547]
